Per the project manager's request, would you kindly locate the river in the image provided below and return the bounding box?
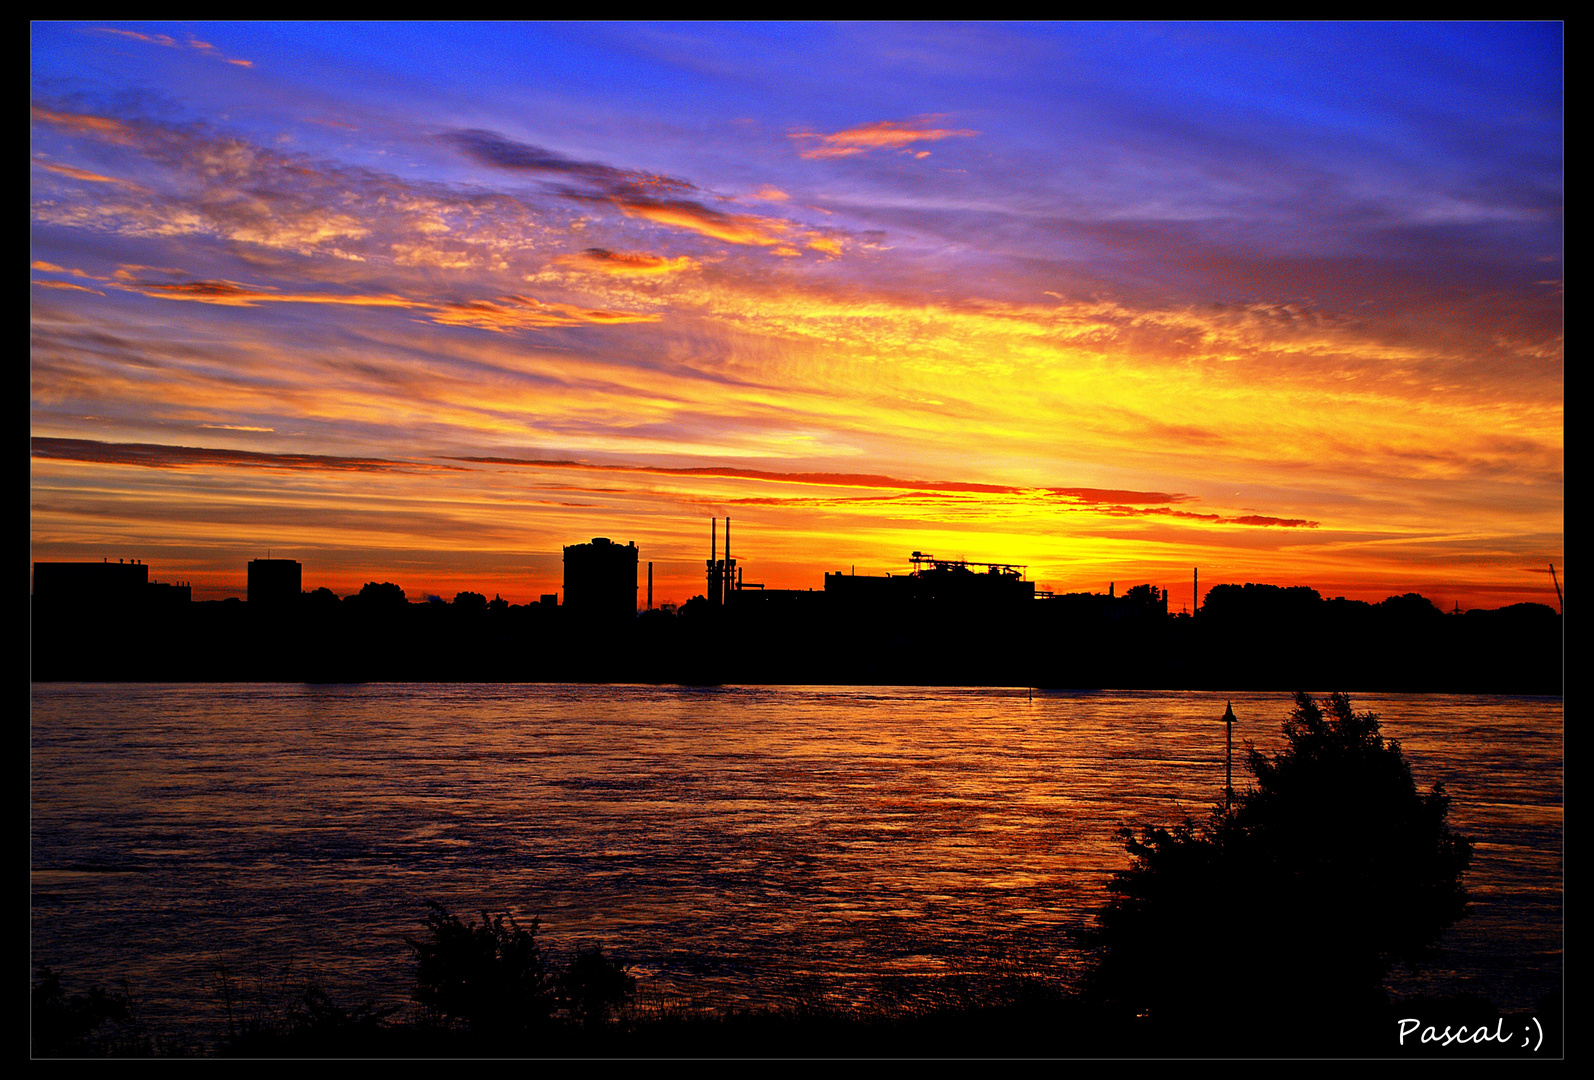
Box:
[30,684,1562,1047]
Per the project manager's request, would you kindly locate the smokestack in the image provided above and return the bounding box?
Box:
[647,561,653,611]
[724,517,731,604]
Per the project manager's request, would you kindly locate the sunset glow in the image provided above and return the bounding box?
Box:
[31,22,1562,610]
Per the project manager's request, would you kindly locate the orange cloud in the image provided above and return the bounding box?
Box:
[32,279,105,294]
[33,158,143,188]
[427,294,662,332]
[453,456,1191,505]
[31,105,137,145]
[90,26,252,66]
[119,274,658,330]
[791,117,977,159]
[614,198,791,247]
[31,262,103,279]
[556,248,699,277]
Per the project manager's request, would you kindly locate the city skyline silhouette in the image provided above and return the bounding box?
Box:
[31,521,1562,691]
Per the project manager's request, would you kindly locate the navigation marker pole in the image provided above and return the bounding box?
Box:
[1222,700,1236,814]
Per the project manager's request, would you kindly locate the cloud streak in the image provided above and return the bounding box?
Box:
[791,117,978,159]
[557,248,699,276]
[32,437,467,474]
[444,127,809,249]
[451,456,1316,526]
[90,25,253,66]
[456,455,1184,501]
[91,271,663,331]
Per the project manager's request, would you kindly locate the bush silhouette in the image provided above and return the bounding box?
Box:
[407,901,553,1037]
[556,947,636,1027]
[1087,692,1473,1039]
[32,966,131,1056]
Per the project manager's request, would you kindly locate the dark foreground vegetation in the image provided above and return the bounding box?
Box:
[34,953,1561,1059]
[32,694,1562,1058]
[32,581,1562,691]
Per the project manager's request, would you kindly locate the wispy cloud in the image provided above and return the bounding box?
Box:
[610,197,792,247]
[90,26,252,66]
[557,248,699,276]
[426,293,661,331]
[790,116,977,159]
[32,158,146,189]
[451,456,1319,519]
[116,272,659,330]
[442,128,698,196]
[31,437,467,473]
[443,127,799,248]
[31,104,140,145]
[32,279,105,295]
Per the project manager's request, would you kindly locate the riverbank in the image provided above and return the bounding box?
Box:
[35,962,1562,1059]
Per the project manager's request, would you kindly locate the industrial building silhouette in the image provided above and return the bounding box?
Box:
[562,537,638,622]
[247,558,302,610]
[32,558,191,609]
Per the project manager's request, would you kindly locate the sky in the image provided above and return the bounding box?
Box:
[30,22,1563,610]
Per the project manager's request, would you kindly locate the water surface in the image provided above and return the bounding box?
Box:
[30,684,1562,1044]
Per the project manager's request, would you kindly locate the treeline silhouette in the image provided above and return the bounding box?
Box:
[32,577,1561,691]
[32,694,1560,1058]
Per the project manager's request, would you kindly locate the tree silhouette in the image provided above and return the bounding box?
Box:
[1377,592,1446,621]
[306,586,340,609]
[1087,692,1473,1040]
[354,581,407,609]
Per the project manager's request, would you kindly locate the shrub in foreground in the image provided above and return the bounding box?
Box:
[1087,692,1474,1047]
[407,900,554,1037]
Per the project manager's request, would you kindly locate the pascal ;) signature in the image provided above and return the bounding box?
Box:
[1398,1016,1544,1050]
